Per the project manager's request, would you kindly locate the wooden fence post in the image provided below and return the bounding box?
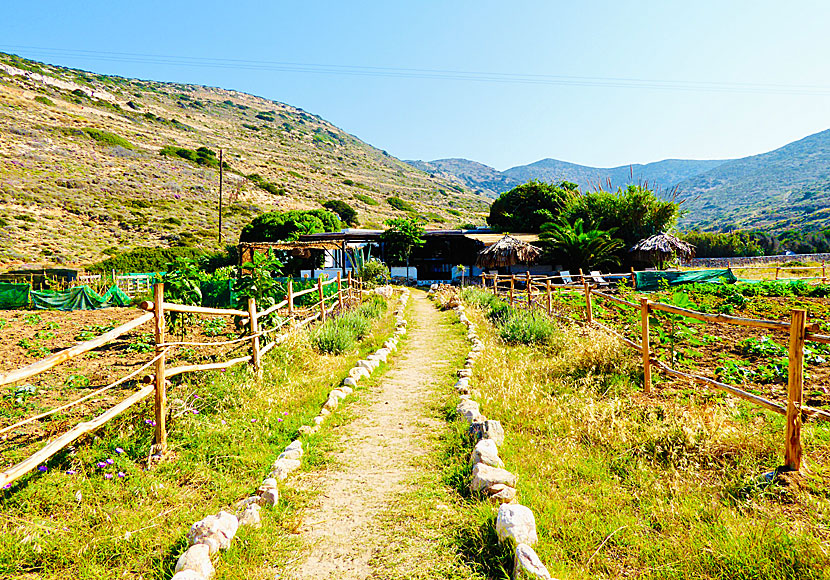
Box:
[640,297,651,394]
[347,271,353,306]
[152,283,167,452]
[337,271,344,310]
[509,275,515,307]
[525,271,532,309]
[546,280,552,316]
[480,272,485,288]
[775,266,781,281]
[318,275,326,322]
[584,280,593,323]
[248,296,261,379]
[492,274,498,296]
[287,278,294,323]
[630,267,636,288]
[823,262,826,284]
[785,309,807,470]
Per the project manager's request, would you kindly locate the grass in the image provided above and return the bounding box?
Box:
[0,298,395,579]
[311,295,387,354]
[457,294,830,579]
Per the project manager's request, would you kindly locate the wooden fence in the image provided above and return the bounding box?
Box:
[0,272,364,488]
[480,272,830,471]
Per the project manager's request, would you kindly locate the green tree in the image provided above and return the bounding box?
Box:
[239,209,341,242]
[323,200,359,226]
[380,217,426,278]
[539,218,623,271]
[564,185,679,265]
[487,180,579,232]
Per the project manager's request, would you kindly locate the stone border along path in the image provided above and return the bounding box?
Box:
[431,290,557,580]
[170,287,409,580]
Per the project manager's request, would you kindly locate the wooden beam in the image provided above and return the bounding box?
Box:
[786,309,807,470]
[641,298,651,394]
[153,283,167,452]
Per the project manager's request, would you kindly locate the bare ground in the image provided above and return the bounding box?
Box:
[282,292,463,579]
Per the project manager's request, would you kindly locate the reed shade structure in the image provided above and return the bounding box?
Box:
[475,234,543,273]
[631,233,695,269]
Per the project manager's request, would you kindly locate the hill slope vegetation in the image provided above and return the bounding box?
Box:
[0,53,488,267]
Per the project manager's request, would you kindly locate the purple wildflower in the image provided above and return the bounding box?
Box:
[37,465,47,472]
[117,472,125,478]
[105,458,114,465]
[251,419,257,423]
[283,411,288,416]
[3,484,11,489]
[193,395,199,399]
[96,461,106,468]
[277,418,283,422]
[115,447,124,454]
[220,420,226,425]
[66,470,76,475]
[104,473,113,480]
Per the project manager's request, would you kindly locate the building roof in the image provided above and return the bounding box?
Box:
[298,228,539,246]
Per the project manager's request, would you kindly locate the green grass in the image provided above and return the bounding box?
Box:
[81,128,134,149]
[310,295,387,354]
[458,298,830,579]
[0,299,395,579]
[353,193,379,206]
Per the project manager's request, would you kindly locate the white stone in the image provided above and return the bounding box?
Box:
[470,463,517,493]
[455,378,469,389]
[357,359,378,371]
[238,503,262,528]
[298,425,318,435]
[342,377,357,387]
[456,399,482,423]
[270,457,302,480]
[258,477,277,492]
[172,570,208,580]
[471,419,505,446]
[175,544,214,579]
[458,368,473,378]
[260,488,279,506]
[285,440,302,453]
[313,415,325,426]
[330,389,347,400]
[514,543,552,579]
[349,366,370,381]
[319,407,331,416]
[188,511,239,555]
[235,495,263,510]
[323,395,339,411]
[487,484,517,505]
[471,439,504,468]
[278,447,302,461]
[496,504,538,546]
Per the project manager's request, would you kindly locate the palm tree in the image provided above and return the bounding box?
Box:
[539,218,623,271]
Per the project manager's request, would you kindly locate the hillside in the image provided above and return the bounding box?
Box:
[407,156,726,197]
[677,128,830,232]
[0,53,488,267]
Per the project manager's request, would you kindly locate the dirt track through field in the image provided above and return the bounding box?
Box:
[283,292,456,579]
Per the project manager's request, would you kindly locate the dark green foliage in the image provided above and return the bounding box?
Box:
[247,174,285,195]
[539,218,624,270]
[62,127,134,150]
[322,200,359,226]
[564,185,679,257]
[242,123,260,131]
[239,209,341,242]
[159,145,220,168]
[380,217,425,266]
[232,249,283,309]
[87,247,204,273]
[342,179,355,186]
[682,230,765,258]
[34,96,53,106]
[255,112,275,122]
[387,196,415,212]
[353,193,379,206]
[487,180,578,232]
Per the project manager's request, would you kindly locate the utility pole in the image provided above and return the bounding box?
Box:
[218,148,223,244]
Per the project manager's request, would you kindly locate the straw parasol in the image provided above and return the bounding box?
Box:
[475,234,543,273]
[630,233,695,269]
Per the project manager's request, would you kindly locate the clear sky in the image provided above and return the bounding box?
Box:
[3,1,830,170]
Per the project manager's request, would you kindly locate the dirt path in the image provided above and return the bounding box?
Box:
[284,292,458,579]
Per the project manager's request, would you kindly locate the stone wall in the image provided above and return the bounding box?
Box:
[685,253,830,268]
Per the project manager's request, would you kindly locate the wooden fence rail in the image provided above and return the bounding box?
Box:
[479,271,830,472]
[0,272,362,488]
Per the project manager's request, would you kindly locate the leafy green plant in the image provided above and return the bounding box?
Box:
[387,196,415,212]
[357,259,390,289]
[23,313,42,326]
[65,374,90,389]
[163,257,206,339]
[539,217,623,271]
[232,249,283,311]
[353,193,379,206]
[651,291,705,365]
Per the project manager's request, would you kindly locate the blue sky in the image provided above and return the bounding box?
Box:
[3,1,830,170]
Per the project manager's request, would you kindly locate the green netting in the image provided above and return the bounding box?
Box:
[635,269,737,291]
[30,285,133,311]
[100,285,133,307]
[0,283,30,308]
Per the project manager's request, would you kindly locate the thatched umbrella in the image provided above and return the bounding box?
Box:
[630,233,695,269]
[475,234,542,273]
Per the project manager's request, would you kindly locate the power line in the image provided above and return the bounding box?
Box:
[2,44,830,96]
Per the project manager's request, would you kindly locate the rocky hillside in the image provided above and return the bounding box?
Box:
[0,53,488,267]
[677,128,830,232]
[408,157,727,197]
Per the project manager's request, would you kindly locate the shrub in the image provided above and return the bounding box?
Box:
[353,193,379,206]
[357,260,390,288]
[498,309,560,346]
[34,96,53,106]
[336,311,371,340]
[310,320,357,354]
[66,128,135,150]
[355,295,387,319]
[159,145,221,168]
[323,200,358,226]
[88,247,204,273]
[387,196,415,212]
